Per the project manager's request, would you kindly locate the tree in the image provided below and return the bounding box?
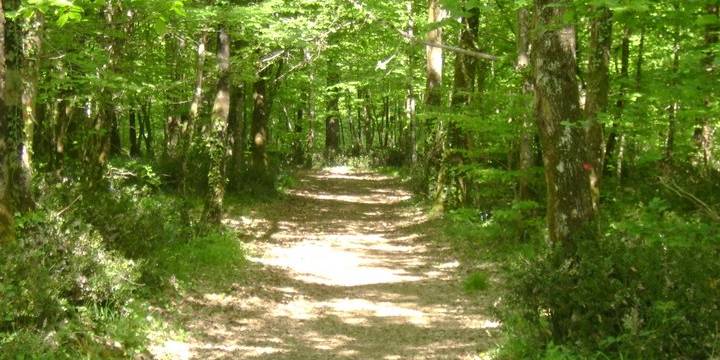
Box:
[0,0,14,244]
[585,5,612,208]
[250,56,282,186]
[533,0,597,248]
[17,7,43,210]
[517,6,534,200]
[203,26,231,224]
[324,55,340,159]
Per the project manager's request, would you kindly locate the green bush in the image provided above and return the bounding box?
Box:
[1,213,140,331]
[502,235,720,359]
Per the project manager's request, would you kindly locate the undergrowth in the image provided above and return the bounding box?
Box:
[0,159,251,358]
[416,161,720,360]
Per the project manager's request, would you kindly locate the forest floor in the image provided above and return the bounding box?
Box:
[150,167,501,359]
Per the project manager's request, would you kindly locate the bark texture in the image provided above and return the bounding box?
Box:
[533,0,597,248]
[203,28,231,224]
[0,0,15,243]
[585,6,612,208]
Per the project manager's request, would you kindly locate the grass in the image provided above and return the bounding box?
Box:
[462,271,490,294]
[151,230,247,291]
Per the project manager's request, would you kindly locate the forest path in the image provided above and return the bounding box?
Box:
[154,167,500,359]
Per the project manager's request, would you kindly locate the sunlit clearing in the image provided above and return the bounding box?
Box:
[254,241,423,286]
[287,189,411,205]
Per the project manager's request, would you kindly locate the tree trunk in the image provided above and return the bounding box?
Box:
[405,0,418,164]
[16,9,43,210]
[228,82,246,188]
[163,34,183,163]
[664,14,681,167]
[251,64,272,184]
[181,32,208,192]
[0,0,14,244]
[425,0,444,107]
[325,60,340,159]
[141,100,154,158]
[129,108,140,157]
[604,24,630,176]
[517,7,534,200]
[585,5,612,209]
[696,3,719,175]
[203,27,231,224]
[533,0,597,249]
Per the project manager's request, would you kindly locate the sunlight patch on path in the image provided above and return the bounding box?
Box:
[170,166,501,359]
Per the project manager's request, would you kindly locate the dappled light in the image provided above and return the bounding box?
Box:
[168,167,501,359]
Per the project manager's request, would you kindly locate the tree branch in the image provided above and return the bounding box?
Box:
[346,0,499,61]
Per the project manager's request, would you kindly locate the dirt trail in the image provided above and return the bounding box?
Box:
[153,167,500,359]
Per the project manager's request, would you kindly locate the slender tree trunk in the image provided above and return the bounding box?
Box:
[129,108,140,157]
[585,5,612,209]
[228,82,246,188]
[251,65,272,183]
[325,58,340,160]
[664,14,681,167]
[187,32,208,144]
[405,0,418,163]
[304,49,316,168]
[163,34,182,163]
[16,9,43,209]
[517,7,534,200]
[0,0,14,244]
[426,0,446,208]
[446,7,480,204]
[141,100,154,158]
[180,32,208,192]
[203,27,231,224]
[604,25,630,176]
[533,0,597,250]
[695,3,719,175]
[425,0,444,107]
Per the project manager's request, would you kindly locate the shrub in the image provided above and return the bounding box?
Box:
[1,212,140,331]
[502,235,720,359]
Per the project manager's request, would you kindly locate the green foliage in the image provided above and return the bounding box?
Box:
[1,213,139,331]
[462,271,490,294]
[502,219,720,359]
[150,230,246,291]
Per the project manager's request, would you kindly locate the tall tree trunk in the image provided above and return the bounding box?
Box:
[425,0,444,107]
[426,0,446,209]
[664,12,681,167]
[187,32,208,144]
[0,0,14,244]
[129,108,140,157]
[325,59,340,159]
[533,0,597,250]
[517,7,534,200]
[181,32,208,192]
[228,82,246,188]
[695,3,719,175]
[163,34,182,164]
[303,50,316,168]
[16,9,43,209]
[251,64,272,183]
[405,0,418,163]
[141,100,154,158]
[203,27,231,224]
[585,5,612,209]
[444,7,480,205]
[293,106,305,164]
[604,24,630,176]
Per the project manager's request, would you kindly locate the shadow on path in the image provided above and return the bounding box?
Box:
[152,166,501,359]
